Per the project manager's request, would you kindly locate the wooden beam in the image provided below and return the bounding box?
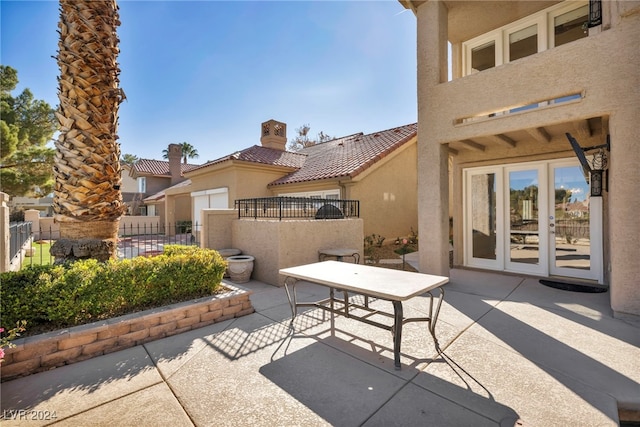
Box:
[486,134,517,148]
[573,119,592,138]
[526,127,551,144]
[460,139,485,152]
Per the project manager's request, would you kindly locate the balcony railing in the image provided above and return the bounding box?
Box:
[235,197,360,220]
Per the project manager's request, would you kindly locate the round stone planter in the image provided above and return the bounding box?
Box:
[226,255,254,283]
[217,249,242,278]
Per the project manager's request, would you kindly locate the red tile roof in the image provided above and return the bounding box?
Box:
[133,159,200,177]
[188,145,306,173]
[268,123,417,187]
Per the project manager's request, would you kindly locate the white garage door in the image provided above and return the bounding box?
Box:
[191,188,229,223]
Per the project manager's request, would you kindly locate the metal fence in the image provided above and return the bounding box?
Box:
[9,221,32,263]
[235,197,360,220]
[10,221,201,270]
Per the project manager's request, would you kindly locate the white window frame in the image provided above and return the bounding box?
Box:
[138,177,146,193]
[502,15,546,64]
[547,2,590,49]
[462,1,588,77]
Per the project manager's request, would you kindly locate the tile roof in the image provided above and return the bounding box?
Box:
[133,159,200,177]
[143,179,192,203]
[188,145,306,173]
[268,123,417,187]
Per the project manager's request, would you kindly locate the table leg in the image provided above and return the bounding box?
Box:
[427,287,445,353]
[392,300,403,370]
[284,277,298,324]
[330,287,335,335]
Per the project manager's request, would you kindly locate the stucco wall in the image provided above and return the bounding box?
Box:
[201,209,236,250]
[414,1,640,317]
[231,218,363,287]
[185,163,293,207]
[349,141,418,242]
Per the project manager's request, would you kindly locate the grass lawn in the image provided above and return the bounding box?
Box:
[25,240,54,267]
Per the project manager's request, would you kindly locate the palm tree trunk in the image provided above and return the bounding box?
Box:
[52,0,126,262]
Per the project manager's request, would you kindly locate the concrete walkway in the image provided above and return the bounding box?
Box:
[1,265,639,426]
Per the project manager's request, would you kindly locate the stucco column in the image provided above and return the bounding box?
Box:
[416,0,450,276]
[609,110,640,321]
[24,209,41,240]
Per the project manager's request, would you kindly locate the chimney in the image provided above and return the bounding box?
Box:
[168,143,182,185]
[260,119,287,150]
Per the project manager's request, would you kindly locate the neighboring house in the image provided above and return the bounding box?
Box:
[8,197,54,217]
[161,119,418,242]
[399,0,639,319]
[120,163,142,215]
[129,144,200,223]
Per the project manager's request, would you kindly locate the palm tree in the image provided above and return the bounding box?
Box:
[120,153,139,166]
[162,142,199,164]
[51,0,126,261]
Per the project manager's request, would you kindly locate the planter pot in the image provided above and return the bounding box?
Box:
[226,255,254,283]
[217,249,242,278]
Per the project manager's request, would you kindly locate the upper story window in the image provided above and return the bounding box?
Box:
[553,4,589,47]
[463,1,589,76]
[138,177,146,193]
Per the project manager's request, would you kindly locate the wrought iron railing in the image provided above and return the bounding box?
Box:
[12,221,201,269]
[235,197,360,220]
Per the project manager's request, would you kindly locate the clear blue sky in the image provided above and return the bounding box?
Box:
[1,0,417,163]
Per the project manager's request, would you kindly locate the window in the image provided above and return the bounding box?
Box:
[138,177,146,193]
[471,40,496,73]
[508,25,538,61]
[463,1,588,76]
[551,4,589,48]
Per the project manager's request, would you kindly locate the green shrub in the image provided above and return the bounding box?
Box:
[0,246,226,332]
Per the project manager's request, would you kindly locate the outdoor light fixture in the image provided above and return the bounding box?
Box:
[566,133,610,197]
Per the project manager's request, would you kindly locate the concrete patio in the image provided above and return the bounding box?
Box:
[1,258,639,426]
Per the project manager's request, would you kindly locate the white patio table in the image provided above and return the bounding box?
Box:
[279,260,449,370]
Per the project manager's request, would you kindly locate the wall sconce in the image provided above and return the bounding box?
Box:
[566,133,610,197]
[589,147,607,196]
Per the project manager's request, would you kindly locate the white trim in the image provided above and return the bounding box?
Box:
[463,158,603,283]
[462,1,588,76]
[190,187,228,197]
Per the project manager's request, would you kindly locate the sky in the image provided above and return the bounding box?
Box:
[1,0,417,164]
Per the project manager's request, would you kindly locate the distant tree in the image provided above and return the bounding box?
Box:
[162,142,199,164]
[0,65,57,197]
[120,153,139,166]
[287,124,333,152]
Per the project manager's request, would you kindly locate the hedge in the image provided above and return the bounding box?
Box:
[0,246,226,331]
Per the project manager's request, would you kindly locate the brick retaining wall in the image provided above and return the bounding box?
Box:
[0,283,254,382]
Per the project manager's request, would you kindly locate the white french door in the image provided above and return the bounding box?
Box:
[464,159,602,283]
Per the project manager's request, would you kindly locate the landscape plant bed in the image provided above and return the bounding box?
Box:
[0,246,227,338]
[366,242,419,273]
[0,282,254,381]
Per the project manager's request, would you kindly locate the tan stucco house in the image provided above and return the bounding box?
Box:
[399,0,639,320]
[128,145,199,223]
[161,119,418,242]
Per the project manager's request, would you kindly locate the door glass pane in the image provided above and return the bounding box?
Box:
[509,25,538,61]
[471,41,495,73]
[509,170,539,265]
[471,173,496,260]
[554,166,590,270]
[554,5,588,47]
